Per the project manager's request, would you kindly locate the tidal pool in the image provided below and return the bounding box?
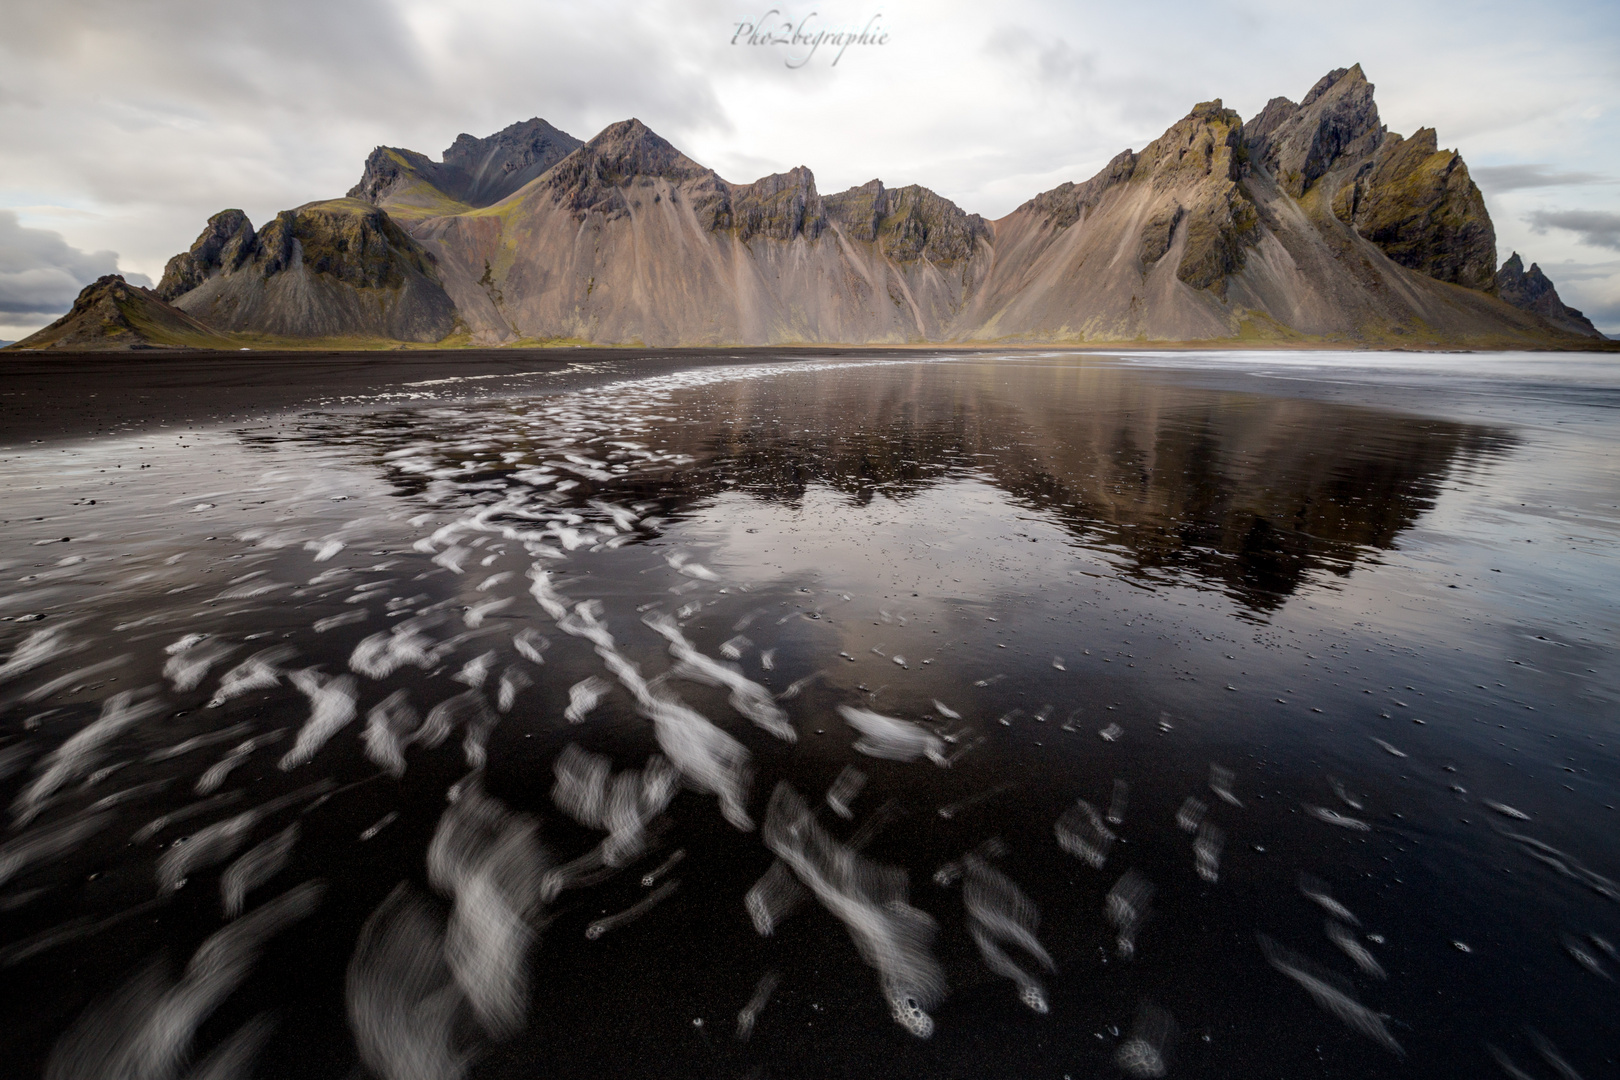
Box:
[0,351,1615,1079]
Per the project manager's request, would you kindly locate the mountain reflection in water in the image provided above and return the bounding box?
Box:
[1,354,1613,1080]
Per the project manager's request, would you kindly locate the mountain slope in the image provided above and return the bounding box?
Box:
[6,275,235,350]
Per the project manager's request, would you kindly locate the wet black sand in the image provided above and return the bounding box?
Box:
[0,350,1616,1079]
[0,348,979,444]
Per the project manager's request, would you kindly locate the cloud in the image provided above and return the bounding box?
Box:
[0,210,152,319]
[1473,164,1612,191]
[0,208,156,337]
[1526,209,1620,251]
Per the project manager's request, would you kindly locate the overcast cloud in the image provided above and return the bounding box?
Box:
[2,0,1618,336]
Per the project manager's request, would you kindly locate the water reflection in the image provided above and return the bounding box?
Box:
[312,359,1511,614]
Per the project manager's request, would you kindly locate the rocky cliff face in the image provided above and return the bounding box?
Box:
[1245,66,1384,200]
[159,200,457,342]
[135,69,1601,350]
[401,119,990,345]
[156,209,259,300]
[7,275,232,350]
[1494,253,1602,337]
[824,180,990,264]
[1331,127,1496,289]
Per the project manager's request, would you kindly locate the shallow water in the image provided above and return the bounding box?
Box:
[0,351,1616,1079]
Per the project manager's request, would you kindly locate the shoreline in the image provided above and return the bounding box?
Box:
[1,343,1614,446]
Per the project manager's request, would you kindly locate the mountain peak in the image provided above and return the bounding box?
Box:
[1246,65,1382,197]
[580,119,703,176]
[1302,63,1368,107]
[349,118,583,213]
[542,119,714,218]
[1495,251,1601,337]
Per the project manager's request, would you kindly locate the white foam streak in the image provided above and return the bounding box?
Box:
[278,670,358,770]
[208,647,296,708]
[220,824,299,918]
[838,706,946,765]
[551,745,679,867]
[45,881,323,1080]
[1257,934,1403,1055]
[346,884,468,1080]
[162,641,238,694]
[0,811,113,889]
[364,691,419,778]
[0,625,78,685]
[646,613,795,742]
[13,690,165,825]
[426,785,547,1039]
[761,783,945,1038]
[961,855,1054,1013]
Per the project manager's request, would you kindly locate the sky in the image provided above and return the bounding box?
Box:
[2,0,1618,340]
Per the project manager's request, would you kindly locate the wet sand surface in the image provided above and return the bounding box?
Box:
[0,349,1616,1079]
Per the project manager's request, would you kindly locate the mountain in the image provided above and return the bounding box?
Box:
[1493,252,1601,338]
[348,117,585,218]
[6,275,233,350]
[102,66,1613,349]
[155,199,457,341]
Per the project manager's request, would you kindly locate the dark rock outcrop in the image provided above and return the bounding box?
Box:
[7,275,232,350]
[723,167,828,242]
[824,180,989,264]
[437,118,583,206]
[1139,101,1259,294]
[1245,65,1384,199]
[1494,253,1601,337]
[157,209,259,300]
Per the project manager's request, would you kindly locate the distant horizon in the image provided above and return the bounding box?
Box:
[3,0,1617,340]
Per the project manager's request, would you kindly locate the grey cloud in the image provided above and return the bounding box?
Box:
[1534,258,1620,281]
[1473,164,1611,191]
[0,211,151,318]
[984,26,1098,88]
[1526,209,1620,251]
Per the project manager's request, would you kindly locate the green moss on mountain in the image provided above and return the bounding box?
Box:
[1331,128,1497,290]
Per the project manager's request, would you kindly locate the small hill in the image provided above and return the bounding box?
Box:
[5,275,234,350]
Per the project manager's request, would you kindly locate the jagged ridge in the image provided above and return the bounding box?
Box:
[1494,253,1601,337]
[59,65,1607,351]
